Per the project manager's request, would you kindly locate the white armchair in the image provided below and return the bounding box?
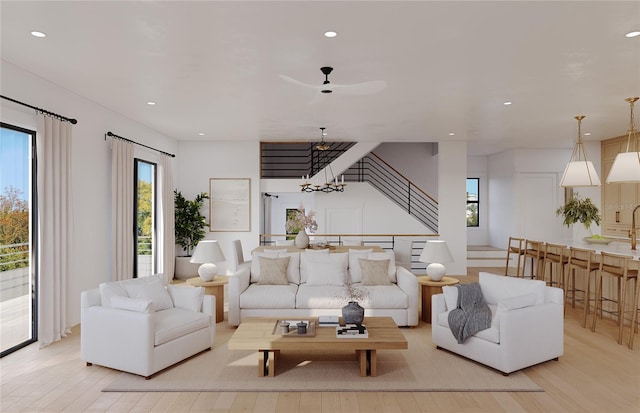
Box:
[431,272,564,375]
[81,275,216,378]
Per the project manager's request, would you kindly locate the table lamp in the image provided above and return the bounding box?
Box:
[190,240,226,281]
[419,240,453,281]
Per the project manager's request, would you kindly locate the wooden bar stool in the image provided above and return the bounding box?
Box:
[629,264,640,349]
[522,240,545,279]
[541,243,568,288]
[592,252,639,347]
[504,237,525,277]
[565,247,599,328]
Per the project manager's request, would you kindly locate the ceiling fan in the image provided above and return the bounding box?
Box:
[280,67,386,103]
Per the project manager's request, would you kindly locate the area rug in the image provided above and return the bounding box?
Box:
[103,325,543,393]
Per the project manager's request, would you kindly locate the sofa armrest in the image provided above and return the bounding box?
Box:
[396,266,419,326]
[227,266,250,326]
[432,293,447,324]
[81,288,101,308]
[544,286,564,305]
[498,302,564,355]
[201,295,216,344]
[81,305,155,373]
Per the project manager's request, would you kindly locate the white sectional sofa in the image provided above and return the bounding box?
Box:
[81,274,216,378]
[432,272,564,374]
[228,249,419,327]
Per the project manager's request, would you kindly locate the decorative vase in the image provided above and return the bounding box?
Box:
[295,231,309,248]
[342,301,365,325]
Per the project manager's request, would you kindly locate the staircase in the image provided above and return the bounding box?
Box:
[467,246,507,268]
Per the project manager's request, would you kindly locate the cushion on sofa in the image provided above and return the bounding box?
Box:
[154,307,210,346]
[479,272,545,305]
[355,284,409,308]
[167,285,205,312]
[296,284,349,308]
[110,296,152,313]
[239,284,298,309]
[347,249,373,283]
[437,309,500,344]
[257,256,291,285]
[123,275,174,312]
[307,260,347,285]
[250,251,280,283]
[367,251,397,282]
[300,252,347,283]
[359,259,392,285]
[99,281,127,308]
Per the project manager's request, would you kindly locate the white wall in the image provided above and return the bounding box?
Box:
[1,61,178,326]
[375,142,438,197]
[176,140,260,273]
[487,151,516,249]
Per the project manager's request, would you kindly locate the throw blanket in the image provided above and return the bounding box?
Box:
[448,283,492,344]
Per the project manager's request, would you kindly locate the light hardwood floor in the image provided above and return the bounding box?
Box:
[1,268,639,413]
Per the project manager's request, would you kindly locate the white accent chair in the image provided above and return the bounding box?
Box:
[231,239,251,271]
[81,275,216,378]
[431,272,564,375]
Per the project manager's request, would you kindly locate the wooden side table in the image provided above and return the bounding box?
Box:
[418,276,460,323]
[186,276,228,323]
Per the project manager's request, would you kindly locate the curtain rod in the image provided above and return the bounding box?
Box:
[105,131,176,158]
[0,95,78,124]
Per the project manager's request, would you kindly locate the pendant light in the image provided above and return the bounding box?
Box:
[606,97,640,183]
[560,115,601,187]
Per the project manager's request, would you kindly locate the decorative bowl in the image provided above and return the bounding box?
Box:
[583,236,614,245]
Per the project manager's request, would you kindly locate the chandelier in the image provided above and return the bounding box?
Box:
[560,115,601,187]
[300,127,346,193]
[606,97,640,183]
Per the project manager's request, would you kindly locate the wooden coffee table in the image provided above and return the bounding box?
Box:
[227,317,407,377]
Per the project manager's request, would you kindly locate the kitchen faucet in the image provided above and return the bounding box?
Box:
[631,204,640,250]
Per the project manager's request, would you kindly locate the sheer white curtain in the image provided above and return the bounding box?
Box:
[37,115,74,347]
[111,138,134,281]
[159,154,174,283]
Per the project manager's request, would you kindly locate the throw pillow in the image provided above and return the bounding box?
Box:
[300,249,335,283]
[367,251,396,282]
[167,285,205,312]
[347,249,373,283]
[306,260,347,286]
[124,276,174,312]
[276,251,301,284]
[479,272,545,306]
[99,281,127,308]
[257,256,291,285]
[359,258,392,285]
[442,285,458,311]
[110,296,152,313]
[250,251,280,283]
[497,292,538,311]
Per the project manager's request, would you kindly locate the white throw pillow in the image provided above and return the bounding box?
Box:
[277,251,301,284]
[110,296,152,313]
[250,251,280,283]
[124,275,174,312]
[348,249,373,283]
[442,285,458,311]
[497,292,538,312]
[306,260,348,286]
[99,281,127,308]
[367,251,396,282]
[167,285,205,312]
[479,272,545,306]
[300,249,332,283]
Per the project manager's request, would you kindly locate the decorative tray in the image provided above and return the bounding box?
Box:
[272,320,316,337]
[583,236,614,245]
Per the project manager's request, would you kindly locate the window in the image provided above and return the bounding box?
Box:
[0,123,37,357]
[134,159,156,278]
[466,178,479,227]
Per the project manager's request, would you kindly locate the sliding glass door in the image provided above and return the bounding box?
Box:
[0,123,37,357]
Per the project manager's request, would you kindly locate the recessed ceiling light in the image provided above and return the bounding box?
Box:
[198,132,205,136]
[324,31,337,38]
[448,132,455,136]
[625,31,640,38]
[146,101,156,106]
[503,101,512,106]
[584,132,591,136]
[31,31,46,38]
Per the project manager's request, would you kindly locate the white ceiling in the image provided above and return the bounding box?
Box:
[1,1,639,155]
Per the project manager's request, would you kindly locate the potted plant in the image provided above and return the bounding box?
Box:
[555,192,602,237]
[174,190,209,279]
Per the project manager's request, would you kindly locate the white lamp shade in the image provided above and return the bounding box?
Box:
[606,152,640,183]
[560,161,601,187]
[190,240,226,281]
[419,240,453,281]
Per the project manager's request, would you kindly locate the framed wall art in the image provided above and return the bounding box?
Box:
[209,178,251,232]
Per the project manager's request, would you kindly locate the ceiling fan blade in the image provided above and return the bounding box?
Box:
[279,74,321,90]
[330,80,387,95]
